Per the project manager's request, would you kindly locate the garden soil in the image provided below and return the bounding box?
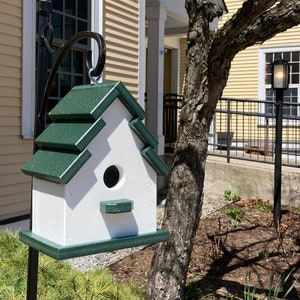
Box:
[108,198,300,299]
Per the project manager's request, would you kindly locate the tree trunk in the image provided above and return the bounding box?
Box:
[147,1,300,299]
[146,2,222,299]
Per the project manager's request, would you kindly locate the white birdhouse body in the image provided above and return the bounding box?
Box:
[32,99,157,246]
[20,81,169,259]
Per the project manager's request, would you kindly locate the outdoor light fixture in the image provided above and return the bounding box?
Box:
[272,59,289,90]
[271,58,289,232]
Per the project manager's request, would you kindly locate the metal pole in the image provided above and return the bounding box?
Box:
[27,1,53,299]
[227,98,231,163]
[274,89,283,231]
[35,0,53,143]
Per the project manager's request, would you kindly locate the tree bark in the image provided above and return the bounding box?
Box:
[147,1,300,299]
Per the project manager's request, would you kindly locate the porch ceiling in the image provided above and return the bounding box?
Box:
[165,15,187,36]
[164,0,227,35]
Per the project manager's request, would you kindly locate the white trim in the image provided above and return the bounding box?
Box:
[22,1,36,138]
[91,0,103,81]
[258,46,300,126]
[21,1,103,138]
[139,0,146,109]
[258,45,300,101]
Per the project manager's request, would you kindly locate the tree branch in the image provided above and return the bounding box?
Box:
[209,0,300,86]
[217,0,277,46]
[213,0,300,59]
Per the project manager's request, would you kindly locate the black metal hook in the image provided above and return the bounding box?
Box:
[43,23,56,54]
[39,31,106,124]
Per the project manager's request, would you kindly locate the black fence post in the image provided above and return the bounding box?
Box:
[226,98,231,163]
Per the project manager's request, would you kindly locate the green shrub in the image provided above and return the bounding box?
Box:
[0,230,144,299]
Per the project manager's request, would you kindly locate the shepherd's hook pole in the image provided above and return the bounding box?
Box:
[27,1,53,299]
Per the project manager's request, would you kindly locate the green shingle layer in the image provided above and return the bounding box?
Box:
[21,149,91,184]
[129,118,158,149]
[21,81,169,184]
[48,81,146,121]
[35,118,106,152]
[141,146,170,176]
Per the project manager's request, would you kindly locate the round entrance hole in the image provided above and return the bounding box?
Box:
[103,165,120,188]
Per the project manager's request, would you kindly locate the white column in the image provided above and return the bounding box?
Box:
[146,0,167,155]
[22,1,36,138]
[91,0,103,81]
[139,0,146,110]
[171,49,179,94]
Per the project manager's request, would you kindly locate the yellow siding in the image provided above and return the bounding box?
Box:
[213,0,300,147]
[0,0,32,221]
[180,38,186,94]
[103,0,140,99]
[216,1,300,141]
[220,0,300,99]
[0,1,142,221]
[164,50,172,95]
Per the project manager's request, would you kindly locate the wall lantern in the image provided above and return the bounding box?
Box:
[272,59,289,90]
[271,58,289,232]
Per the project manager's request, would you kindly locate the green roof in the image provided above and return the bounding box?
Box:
[35,118,106,152]
[22,149,91,184]
[48,81,146,121]
[21,81,169,184]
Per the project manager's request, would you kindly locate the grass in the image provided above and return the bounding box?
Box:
[0,230,144,299]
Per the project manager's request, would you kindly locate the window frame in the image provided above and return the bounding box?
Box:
[258,46,300,126]
[22,0,103,138]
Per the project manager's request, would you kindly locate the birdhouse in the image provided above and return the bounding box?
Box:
[19,81,169,260]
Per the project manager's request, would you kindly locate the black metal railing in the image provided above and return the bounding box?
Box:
[163,96,300,168]
[163,93,183,152]
[208,97,300,167]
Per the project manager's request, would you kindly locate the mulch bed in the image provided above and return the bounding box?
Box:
[108,199,300,299]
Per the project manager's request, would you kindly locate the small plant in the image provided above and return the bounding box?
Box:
[258,249,271,261]
[184,282,215,300]
[221,206,245,228]
[224,189,232,200]
[225,270,297,300]
[269,268,297,299]
[255,202,272,211]
[224,189,241,202]
[244,272,258,300]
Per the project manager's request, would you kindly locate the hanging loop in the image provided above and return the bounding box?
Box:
[88,68,101,85]
[39,31,106,123]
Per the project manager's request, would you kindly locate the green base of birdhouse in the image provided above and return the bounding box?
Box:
[19,229,170,260]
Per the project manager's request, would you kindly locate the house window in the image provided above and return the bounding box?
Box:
[22,0,103,138]
[259,48,300,121]
[42,0,91,111]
